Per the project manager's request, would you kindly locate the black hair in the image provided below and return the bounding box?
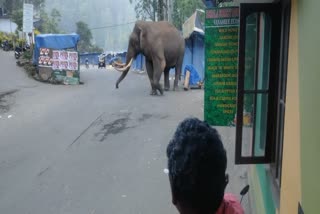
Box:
[167,117,227,212]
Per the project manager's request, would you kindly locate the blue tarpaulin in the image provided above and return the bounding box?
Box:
[132,54,144,71]
[33,33,80,64]
[184,64,202,86]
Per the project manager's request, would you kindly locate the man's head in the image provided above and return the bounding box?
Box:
[166,117,228,213]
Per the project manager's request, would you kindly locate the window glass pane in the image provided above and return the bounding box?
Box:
[257,13,271,90]
[244,13,257,90]
[254,93,268,157]
[241,93,254,157]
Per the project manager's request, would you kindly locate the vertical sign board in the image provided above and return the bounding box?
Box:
[23,3,33,33]
[204,7,239,126]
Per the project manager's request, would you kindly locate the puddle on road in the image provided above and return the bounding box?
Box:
[138,113,152,122]
[70,112,170,146]
[97,116,132,142]
[0,89,18,114]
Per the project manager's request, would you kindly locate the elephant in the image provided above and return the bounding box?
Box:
[113,20,185,95]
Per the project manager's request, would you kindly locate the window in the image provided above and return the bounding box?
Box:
[235,3,288,165]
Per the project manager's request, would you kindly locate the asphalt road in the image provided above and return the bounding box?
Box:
[0,50,249,214]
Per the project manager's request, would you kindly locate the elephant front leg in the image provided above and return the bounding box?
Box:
[145,60,157,95]
[164,68,170,91]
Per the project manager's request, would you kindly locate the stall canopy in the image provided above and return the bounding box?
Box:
[180,11,205,80]
[182,11,204,39]
[33,33,80,64]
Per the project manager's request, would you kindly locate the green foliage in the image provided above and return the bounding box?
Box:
[23,63,37,77]
[11,9,23,31]
[0,32,19,48]
[76,21,103,53]
[1,0,23,15]
[38,8,62,33]
[78,40,103,53]
[172,0,204,30]
[130,0,157,21]
[2,0,61,34]
[2,0,45,15]
[45,0,136,51]
[16,38,27,47]
[22,49,33,60]
[76,21,92,44]
[130,0,204,29]
[130,0,166,21]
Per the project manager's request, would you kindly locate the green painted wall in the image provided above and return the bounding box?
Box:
[298,0,320,213]
[256,165,276,214]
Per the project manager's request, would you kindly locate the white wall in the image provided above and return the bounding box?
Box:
[0,19,17,33]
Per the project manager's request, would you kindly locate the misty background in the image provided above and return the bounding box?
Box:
[46,0,136,52]
[0,0,206,53]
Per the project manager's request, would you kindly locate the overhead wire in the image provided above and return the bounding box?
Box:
[90,21,136,30]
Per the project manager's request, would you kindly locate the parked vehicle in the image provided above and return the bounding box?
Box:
[1,40,10,51]
[98,54,106,68]
[98,61,105,68]
[14,44,30,59]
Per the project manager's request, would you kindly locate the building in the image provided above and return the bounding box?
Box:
[206,0,320,213]
[0,5,17,34]
[182,10,205,80]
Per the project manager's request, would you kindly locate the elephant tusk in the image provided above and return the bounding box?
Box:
[112,61,126,67]
[114,58,133,72]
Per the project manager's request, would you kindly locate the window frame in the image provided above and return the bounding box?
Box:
[235,3,282,164]
[270,0,291,187]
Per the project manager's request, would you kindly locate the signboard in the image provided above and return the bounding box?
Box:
[23,3,33,33]
[204,7,239,126]
[38,48,80,85]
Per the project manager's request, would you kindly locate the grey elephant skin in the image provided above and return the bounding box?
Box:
[113,20,185,95]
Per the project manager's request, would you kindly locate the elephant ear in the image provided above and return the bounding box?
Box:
[138,27,146,49]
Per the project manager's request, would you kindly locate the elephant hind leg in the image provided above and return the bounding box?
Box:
[146,60,156,95]
[164,68,170,91]
[153,59,165,95]
[174,59,183,91]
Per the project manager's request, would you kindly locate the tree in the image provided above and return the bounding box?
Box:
[5,1,61,33]
[157,0,164,21]
[76,21,92,44]
[76,21,102,53]
[130,0,157,21]
[130,0,168,21]
[172,0,204,30]
[130,0,204,28]
[2,0,45,15]
[11,9,23,31]
[37,8,62,33]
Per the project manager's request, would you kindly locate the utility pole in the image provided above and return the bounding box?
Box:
[164,0,168,21]
[167,0,172,23]
[158,0,164,21]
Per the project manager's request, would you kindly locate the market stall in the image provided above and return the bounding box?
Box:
[33,33,80,85]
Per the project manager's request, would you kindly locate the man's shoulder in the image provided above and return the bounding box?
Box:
[216,193,245,214]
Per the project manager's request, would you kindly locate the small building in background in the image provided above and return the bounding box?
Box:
[0,6,17,34]
[181,10,205,80]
